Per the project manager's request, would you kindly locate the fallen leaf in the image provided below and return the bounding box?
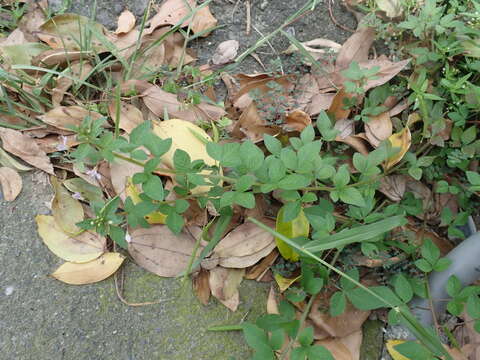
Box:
[328,88,356,121]
[336,135,371,156]
[335,26,375,70]
[0,167,22,201]
[38,13,107,51]
[63,177,105,204]
[267,286,280,314]
[306,93,336,116]
[284,38,341,65]
[384,127,411,170]
[0,128,54,174]
[51,61,93,106]
[36,215,106,263]
[378,175,407,201]
[193,268,211,305]
[274,273,301,292]
[39,106,102,131]
[153,118,219,194]
[51,176,84,235]
[231,101,280,143]
[386,340,410,360]
[128,225,202,277]
[34,134,79,154]
[245,249,279,280]
[0,147,31,171]
[142,85,225,123]
[108,101,144,134]
[190,5,217,36]
[110,157,144,202]
[376,0,403,18]
[33,49,91,67]
[115,9,136,34]
[0,42,49,70]
[212,40,239,65]
[145,28,195,69]
[17,0,47,41]
[209,267,244,311]
[365,111,393,147]
[1,28,26,46]
[284,109,312,132]
[51,252,125,285]
[275,206,310,261]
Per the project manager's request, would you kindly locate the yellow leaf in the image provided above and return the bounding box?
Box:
[275,206,310,261]
[153,119,221,195]
[50,252,125,285]
[386,340,411,360]
[36,215,106,263]
[274,273,301,292]
[125,177,167,224]
[50,176,84,235]
[384,127,411,170]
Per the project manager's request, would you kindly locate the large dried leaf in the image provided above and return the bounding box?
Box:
[328,88,356,121]
[245,249,278,281]
[193,268,211,305]
[275,207,310,261]
[209,267,244,311]
[39,105,101,130]
[231,102,279,143]
[365,111,393,148]
[142,85,225,123]
[306,93,336,116]
[128,225,202,277]
[17,0,47,41]
[384,127,411,170]
[0,167,22,201]
[108,101,144,134]
[51,252,125,285]
[1,28,26,46]
[284,38,341,64]
[110,158,144,202]
[211,40,239,65]
[0,128,54,174]
[36,215,106,263]
[335,26,375,70]
[51,176,84,235]
[38,14,107,51]
[378,175,407,201]
[0,147,32,172]
[33,49,91,67]
[284,109,312,132]
[115,9,136,34]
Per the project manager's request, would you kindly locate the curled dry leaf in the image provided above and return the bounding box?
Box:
[51,252,125,285]
[33,49,91,67]
[0,166,22,201]
[266,286,279,314]
[284,38,341,64]
[36,215,106,263]
[384,127,411,170]
[0,128,54,174]
[231,102,279,143]
[108,101,144,134]
[142,85,225,123]
[335,26,375,70]
[39,105,102,131]
[211,221,276,268]
[212,40,239,65]
[209,267,245,311]
[115,9,136,34]
[306,93,335,116]
[328,88,356,121]
[51,176,84,235]
[284,109,312,132]
[128,225,202,277]
[378,174,407,201]
[0,147,32,172]
[365,111,393,148]
[245,249,278,281]
[193,268,211,305]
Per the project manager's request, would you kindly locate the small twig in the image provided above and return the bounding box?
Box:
[328,0,355,33]
[245,0,251,35]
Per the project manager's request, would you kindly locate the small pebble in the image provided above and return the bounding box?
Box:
[5,286,14,296]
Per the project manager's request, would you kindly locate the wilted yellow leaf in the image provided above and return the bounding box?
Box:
[51,253,125,285]
[125,177,167,224]
[384,127,411,170]
[153,119,220,194]
[36,215,105,263]
[274,273,301,292]
[386,340,410,360]
[275,206,310,261]
[51,176,84,235]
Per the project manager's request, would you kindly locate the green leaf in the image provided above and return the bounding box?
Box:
[338,187,366,207]
[298,327,314,347]
[283,201,302,222]
[220,191,235,208]
[142,175,164,201]
[166,212,184,234]
[466,171,480,186]
[280,148,298,170]
[278,174,311,190]
[329,291,346,316]
[145,137,172,157]
[300,125,315,143]
[421,239,440,265]
[447,300,463,316]
[109,226,128,249]
[333,165,350,187]
[301,266,323,295]
[340,268,359,290]
[235,175,256,192]
[467,295,480,319]
[461,126,477,144]
[305,216,406,252]
[308,345,334,360]
[291,347,307,360]
[240,141,264,172]
[242,323,273,358]
[394,274,413,302]
[173,149,191,172]
[408,167,422,180]
[394,341,433,359]
[346,286,401,310]
[436,180,449,193]
[433,258,451,272]
[317,111,339,141]
[268,158,287,183]
[415,259,433,273]
[264,134,283,155]
[446,275,462,298]
[275,206,310,261]
[269,329,286,351]
[234,192,256,209]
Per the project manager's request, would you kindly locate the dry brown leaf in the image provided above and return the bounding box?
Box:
[190,5,217,36]
[51,252,125,285]
[212,40,239,65]
[17,0,47,41]
[115,9,136,34]
[39,105,101,130]
[32,49,91,67]
[51,176,84,235]
[328,88,356,121]
[405,177,434,220]
[108,101,144,134]
[0,128,54,174]
[142,85,225,123]
[335,26,375,70]
[0,166,22,201]
[314,338,353,360]
[430,119,453,147]
[336,135,370,156]
[245,249,279,280]
[209,267,244,311]
[110,158,144,202]
[128,225,202,277]
[378,174,407,201]
[111,29,140,58]
[284,109,312,132]
[231,102,279,142]
[384,127,411,170]
[193,268,211,305]
[284,38,341,64]
[49,60,93,106]
[406,223,454,255]
[365,111,393,147]
[34,134,79,154]
[1,28,26,46]
[306,93,335,116]
[309,294,370,338]
[267,286,279,314]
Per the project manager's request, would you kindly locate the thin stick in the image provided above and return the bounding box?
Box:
[328,0,355,33]
[245,0,251,35]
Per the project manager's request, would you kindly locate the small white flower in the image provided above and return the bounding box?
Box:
[72,192,83,200]
[55,136,69,151]
[86,168,102,181]
[125,232,132,243]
